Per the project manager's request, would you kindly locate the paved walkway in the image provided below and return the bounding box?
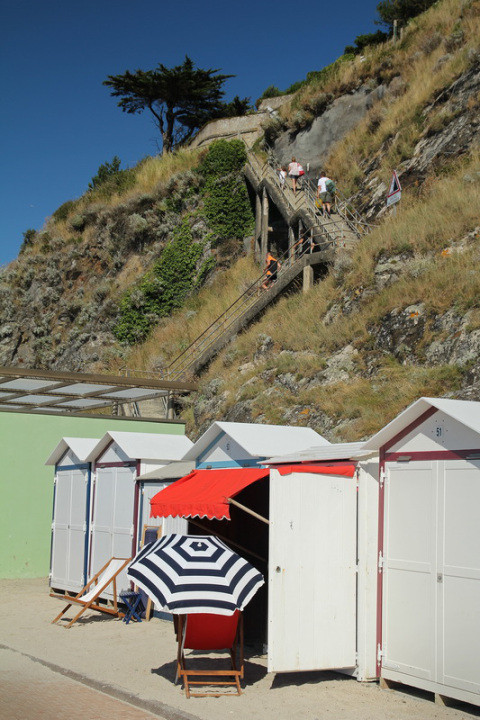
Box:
[0,648,171,720]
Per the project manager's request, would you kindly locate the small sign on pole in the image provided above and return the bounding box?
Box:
[387,171,402,207]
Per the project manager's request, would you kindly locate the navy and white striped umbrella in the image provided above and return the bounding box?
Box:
[127,533,264,615]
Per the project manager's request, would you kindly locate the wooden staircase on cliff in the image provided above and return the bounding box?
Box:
[132,150,372,387]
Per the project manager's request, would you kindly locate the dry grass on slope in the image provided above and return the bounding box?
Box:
[325,0,480,192]
[187,153,480,439]
[94,148,204,206]
[37,148,204,248]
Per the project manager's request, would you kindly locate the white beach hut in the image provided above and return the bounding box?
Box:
[363,397,480,707]
[181,421,329,468]
[45,437,99,594]
[265,442,379,682]
[85,431,193,596]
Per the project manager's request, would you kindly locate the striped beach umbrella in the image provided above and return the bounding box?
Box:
[127,533,264,616]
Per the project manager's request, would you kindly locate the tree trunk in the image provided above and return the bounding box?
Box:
[161,107,175,154]
[162,131,173,154]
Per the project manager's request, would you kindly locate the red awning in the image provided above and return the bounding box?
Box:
[275,464,356,477]
[150,468,269,521]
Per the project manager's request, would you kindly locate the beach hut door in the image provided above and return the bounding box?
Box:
[51,465,89,592]
[268,471,357,673]
[90,464,136,597]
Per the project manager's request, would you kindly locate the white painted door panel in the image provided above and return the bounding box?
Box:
[440,461,480,695]
[382,462,437,680]
[90,465,135,597]
[51,468,88,592]
[268,471,357,673]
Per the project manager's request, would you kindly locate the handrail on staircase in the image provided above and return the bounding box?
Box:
[164,149,372,381]
[248,144,373,238]
[164,226,332,380]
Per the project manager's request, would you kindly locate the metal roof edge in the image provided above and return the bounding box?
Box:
[363,396,480,450]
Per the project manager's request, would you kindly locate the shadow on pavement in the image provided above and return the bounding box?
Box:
[271,670,351,689]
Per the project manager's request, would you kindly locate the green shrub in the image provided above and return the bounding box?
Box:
[114,218,206,344]
[344,30,390,55]
[199,138,247,177]
[376,0,438,29]
[88,156,136,198]
[256,85,283,107]
[38,232,52,253]
[52,200,78,222]
[199,140,254,243]
[19,228,36,254]
[70,214,86,232]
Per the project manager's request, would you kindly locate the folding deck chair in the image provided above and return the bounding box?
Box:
[176,611,244,698]
[51,557,130,629]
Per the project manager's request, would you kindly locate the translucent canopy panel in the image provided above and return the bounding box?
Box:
[49,383,116,395]
[56,398,113,409]
[102,388,164,400]
[0,378,61,392]
[6,394,59,406]
[0,366,196,418]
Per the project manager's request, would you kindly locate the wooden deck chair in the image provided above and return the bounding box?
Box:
[51,557,130,629]
[176,611,244,698]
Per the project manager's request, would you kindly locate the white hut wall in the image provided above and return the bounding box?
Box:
[89,441,137,597]
[380,410,480,706]
[51,448,91,594]
[355,459,379,681]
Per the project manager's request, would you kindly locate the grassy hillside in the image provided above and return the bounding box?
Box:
[182,151,480,439]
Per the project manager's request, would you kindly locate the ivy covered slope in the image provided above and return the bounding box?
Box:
[114,140,253,345]
[0,141,253,370]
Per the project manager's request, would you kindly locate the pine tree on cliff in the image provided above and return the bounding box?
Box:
[104,56,234,154]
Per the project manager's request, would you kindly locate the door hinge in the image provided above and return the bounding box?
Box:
[379,468,387,487]
[377,644,384,663]
[378,551,385,572]
[53,475,58,485]
[82,522,87,532]
[130,525,134,537]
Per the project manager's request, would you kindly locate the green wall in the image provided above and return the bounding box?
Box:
[0,412,184,578]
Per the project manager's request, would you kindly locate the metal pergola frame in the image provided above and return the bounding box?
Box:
[0,365,197,420]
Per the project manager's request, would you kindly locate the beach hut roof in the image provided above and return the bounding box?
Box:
[364,397,480,451]
[86,431,193,463]
[45,437,99,466]
[265,441,371,464]
[181,421,329,461]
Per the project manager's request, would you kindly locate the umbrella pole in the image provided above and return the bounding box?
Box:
[187,519,266,563]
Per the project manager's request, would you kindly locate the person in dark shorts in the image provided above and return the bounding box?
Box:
[262,252,280,289]
[316,171,335,216]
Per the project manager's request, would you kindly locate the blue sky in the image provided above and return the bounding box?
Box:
[1,0,380,265]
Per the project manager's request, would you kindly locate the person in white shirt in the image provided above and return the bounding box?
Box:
[288,157,300,194]
[316,171,334,216]
[278,166,287,189]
